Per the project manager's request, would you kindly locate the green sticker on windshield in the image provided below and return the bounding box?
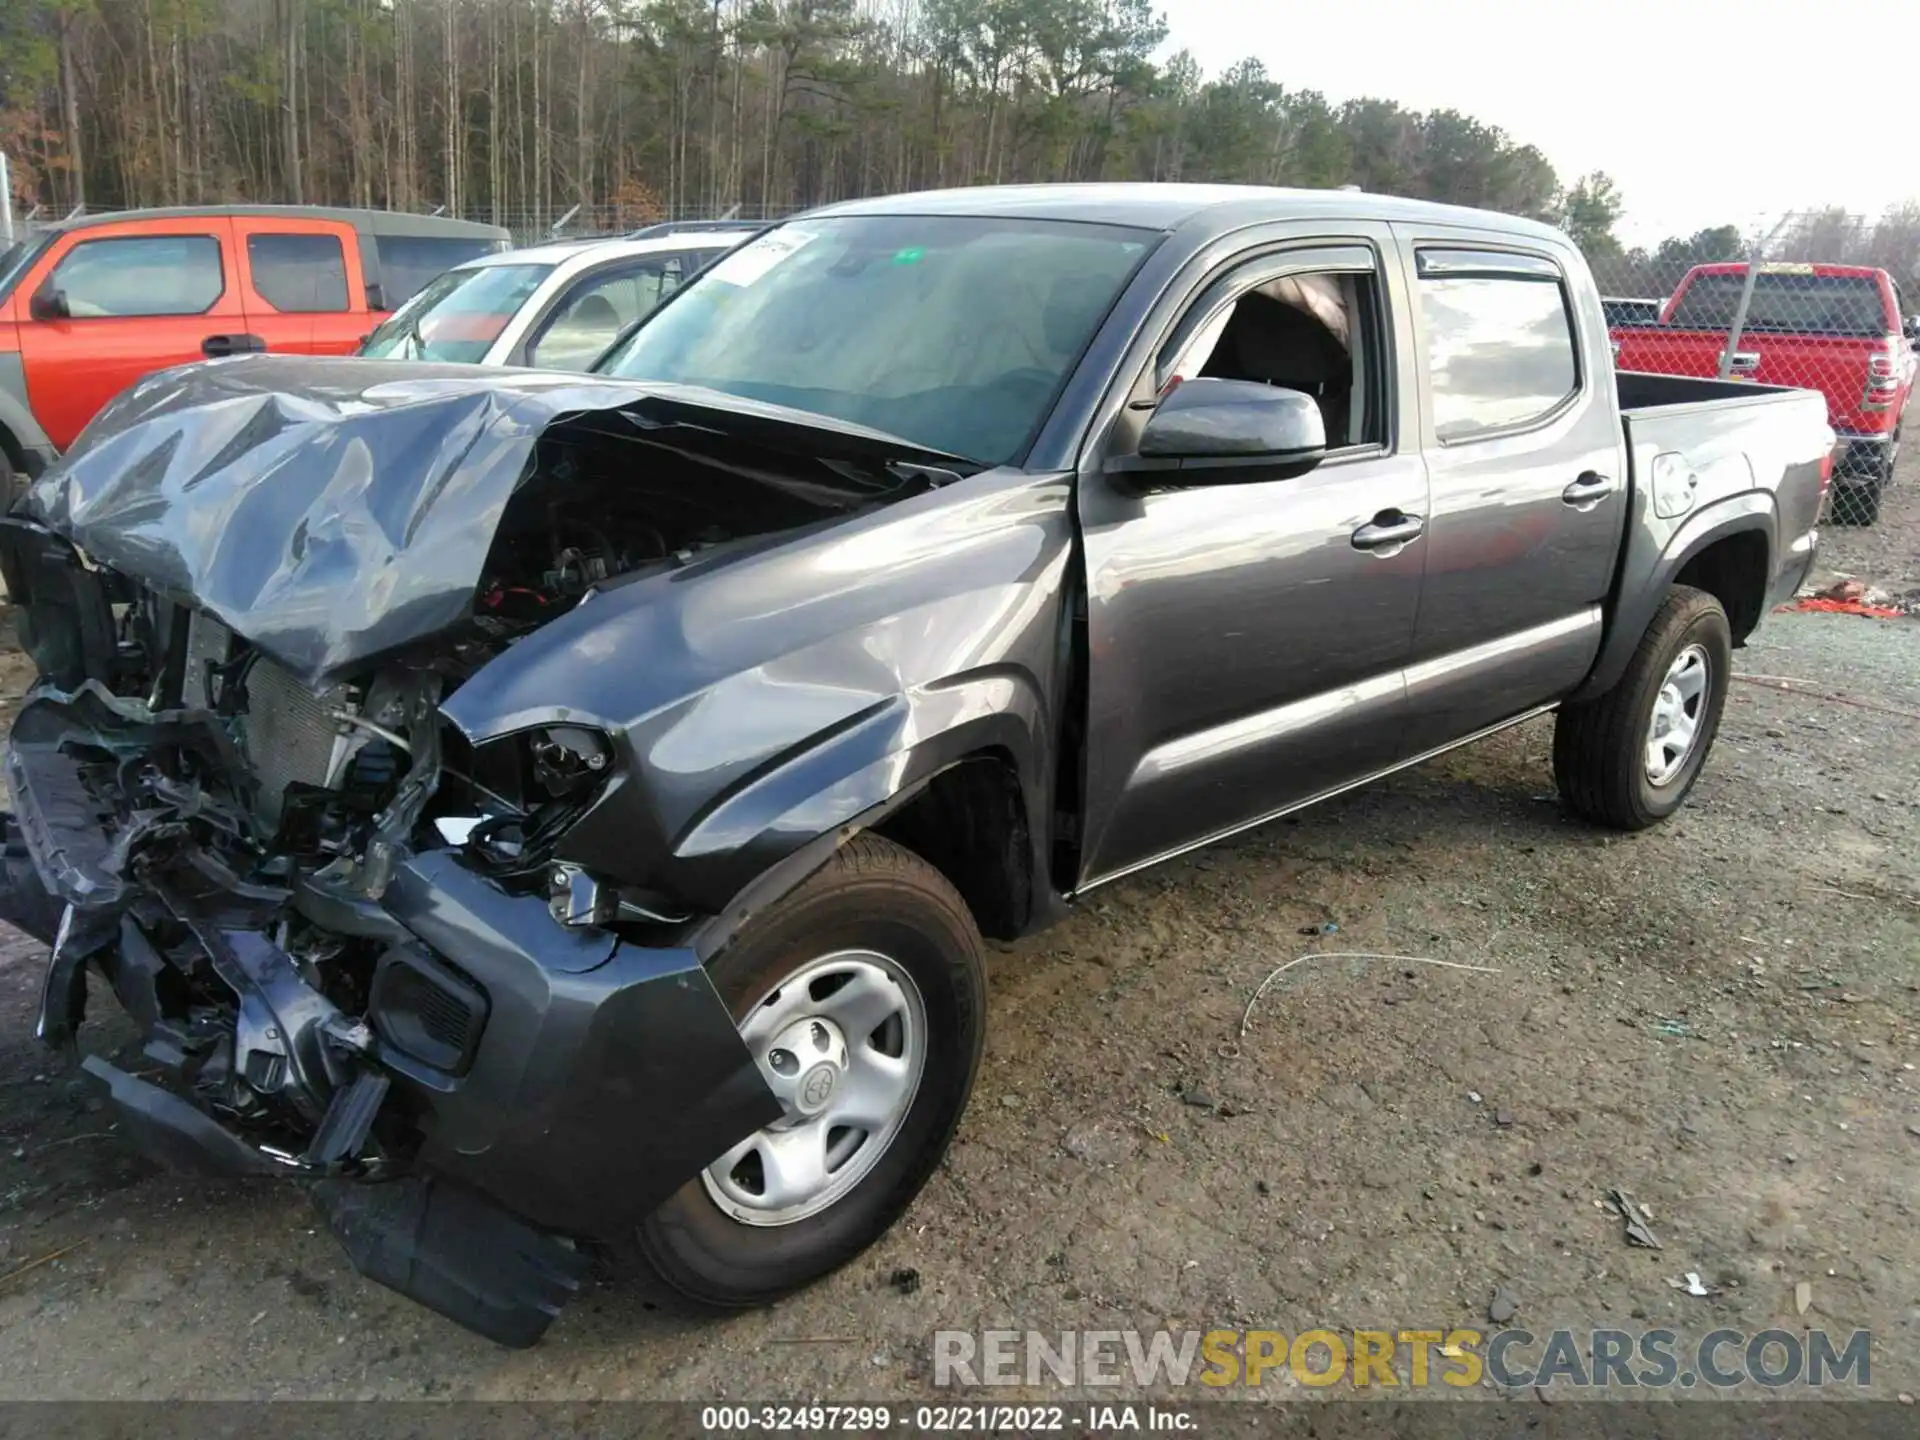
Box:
[891,247,926,265]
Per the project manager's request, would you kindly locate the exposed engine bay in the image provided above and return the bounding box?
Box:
[4,448,754,1160]
[0,365,964,1344]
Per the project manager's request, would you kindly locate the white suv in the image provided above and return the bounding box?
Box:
[358,229,752,371]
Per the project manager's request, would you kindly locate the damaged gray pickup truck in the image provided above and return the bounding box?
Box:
[0,186,1834,1346]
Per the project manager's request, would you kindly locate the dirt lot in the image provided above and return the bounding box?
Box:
[0,462,1915,1404]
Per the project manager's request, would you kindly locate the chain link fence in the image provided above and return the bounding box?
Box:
[480,203,1919,529]
[1592,212,1919,527]
[460,202,799,246]
[8,182,1914,529]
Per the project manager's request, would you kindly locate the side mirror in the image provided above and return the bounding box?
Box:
[1122,378,1327,484]
[1904,315,1920,346]
[28,283,69,322]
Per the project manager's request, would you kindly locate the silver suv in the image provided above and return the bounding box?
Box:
[358,229,749,371]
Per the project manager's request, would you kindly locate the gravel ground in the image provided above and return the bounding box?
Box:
[0,458,1914,1405]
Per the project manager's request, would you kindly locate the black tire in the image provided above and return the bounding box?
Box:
[1553,584,1732,831]
[638,833,986,1308]
[1829,431,1894,526]
[1839,481,1883,527]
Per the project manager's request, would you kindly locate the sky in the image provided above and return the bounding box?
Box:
[1158,0,1919,246]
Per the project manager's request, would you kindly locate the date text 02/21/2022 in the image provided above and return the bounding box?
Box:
[698,1405,1197,1432]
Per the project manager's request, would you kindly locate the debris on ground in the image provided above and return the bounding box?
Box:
[1180,1089,1216,1109]
[1239,952,1499,1035]
[1650,1018,1696,1039]
[1668,1272,1715,1297]
[1815,880,1920,913]
[0,1238,88,1291]
[889,1268,921,1296]
[1488,1287,1519,1324]
[1787,577,1912,619]
[1795,1281,1812,1316]
[1606,1189,1663,1250]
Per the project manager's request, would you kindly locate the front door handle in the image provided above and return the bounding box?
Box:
[201,333,267,358]
[1350,511,1425,555]
[1562,471,1617,512]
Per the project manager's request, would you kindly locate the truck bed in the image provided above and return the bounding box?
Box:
[1615,370,1805,411]
[1616,368,1829,543]
[1603,369,1831,673]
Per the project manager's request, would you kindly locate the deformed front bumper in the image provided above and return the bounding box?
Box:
[0,700,782,1345]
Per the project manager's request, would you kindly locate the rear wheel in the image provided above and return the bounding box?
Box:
[638,834,986,1307]
[1835,480,1883,527]
[1830,433,1895,526]
[1553,585,1732,830]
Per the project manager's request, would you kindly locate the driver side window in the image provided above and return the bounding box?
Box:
[1154,259,1385,452]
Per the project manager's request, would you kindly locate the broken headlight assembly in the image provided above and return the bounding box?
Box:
[443,725,690,929]
[527,724,611,797]
[458,724,616,880]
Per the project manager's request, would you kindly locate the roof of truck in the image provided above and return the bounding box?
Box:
[37,205,510,240]
[807,183,1570,242]
[1683,261,1890,280]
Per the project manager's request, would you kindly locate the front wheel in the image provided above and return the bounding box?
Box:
[638,834,986,1307]
[1553,584,1732,830]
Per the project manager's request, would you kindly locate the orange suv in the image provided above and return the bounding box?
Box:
[0,206,508,479]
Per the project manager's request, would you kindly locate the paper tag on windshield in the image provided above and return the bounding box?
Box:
[705,228,817,288]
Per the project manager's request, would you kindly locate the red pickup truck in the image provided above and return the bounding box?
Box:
[0,206,508,485]
[1613,262,1915,525]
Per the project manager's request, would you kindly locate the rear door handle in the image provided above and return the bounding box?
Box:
[1350,511,1424,554]
[1562,471,1617,511]
[201,333,267,358]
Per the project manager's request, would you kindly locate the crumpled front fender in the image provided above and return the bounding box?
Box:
[441,468,1077,917]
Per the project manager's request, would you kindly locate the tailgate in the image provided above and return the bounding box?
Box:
[1727,334,1881,434]
[1614,328,1882,436]
[1612,328,1723,380]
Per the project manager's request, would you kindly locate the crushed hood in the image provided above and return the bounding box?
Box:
[22,356,970,685]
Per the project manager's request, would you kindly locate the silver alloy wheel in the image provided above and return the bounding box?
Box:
[701,950,927,1227]
[1645,643,1710,786]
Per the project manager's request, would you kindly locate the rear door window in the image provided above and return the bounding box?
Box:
[246,232,350,313]
[527,257,686,370]
[374,236,508,308]
[49,234,225,317]
[1417,254,1579,442]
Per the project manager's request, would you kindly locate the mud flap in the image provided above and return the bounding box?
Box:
[311,1174,590,1348]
